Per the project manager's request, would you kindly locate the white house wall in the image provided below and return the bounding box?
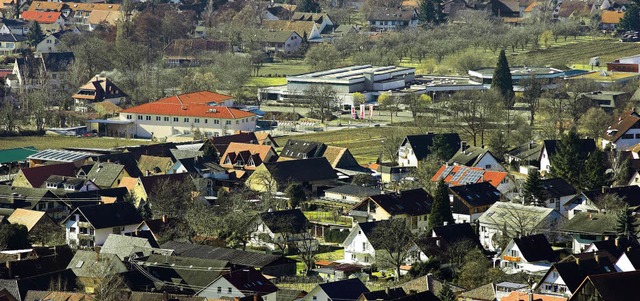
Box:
[118,112,256,139]
[198,277,245,299]
[615,253,636,272]
[475,154,505,171]
[343,225,376,265]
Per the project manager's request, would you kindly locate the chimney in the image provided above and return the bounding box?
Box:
[163,291,169,301]
[162,215,168,223]
[146,170,151,176]
[253,294,258,301]
[589,213,593,220]
[615,237,620,248]
[602,186,608,194]
[576,257,580,265]
[460,141,468,154]
[594,252,599,263]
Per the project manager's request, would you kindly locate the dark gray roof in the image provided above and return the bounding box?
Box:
[85,162,125,188]
[262,157,337,184]
[280,140,326,159]
[67,251,127,278]
[357,188,433,216]
[540,178,577,199]
[143,254,230,294]
[361,288,406,300]
[583,270,640,301]
[542,139,596,158]
[449,182,501,207]
[368,7,416,21]
[318,278,369,300]
[506,141,542,162]
[128,292,206,301]
[160,241,295,268]
[582,186,640,207]
[561,212,617,235]
[448,146,493,167]
[100,234,154,261]
[403,133,461,161]
[66,202,142,229]
[324,185,382,197]
[0,33,26,42]
[513,234,558,262]
[259,209,310,233]
[0,280,19,301]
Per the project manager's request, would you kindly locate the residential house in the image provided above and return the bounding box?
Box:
[323,185,382,204]
[449,182,502,223]
[478,202,564,252]
[539,178,578,216]
[72,75,127,110]
[21,11,65,27]
[262,20,322,41]
[64,187,130,207]
[291,12,334,33]
[100,234,163,262]
[586,237,640,259]
[342,220,404,266]
[492,0,521,17]
[161,240,298,276]
[539,139,596,173]
[196,267,278,299]
[302,278,369,301]
[600,10,624,30]
[568,270,640,301]
[27,149,92,168]
[139,254,230,295]
[111,91,255,139]
[357,288,406,301]
[399,273,466,296]
[500,291,567,301]
[564,186,640,219]
[85,162,132,189]
[505,141,542,169]
[574,90,630,112]
[458,282,528,301]
[313,263,364,282]
[41,175,99,192]
[7,209,62,245]
[247,209,317,252]
[12,162,77,188]
[128,292,206,301]
[261,4,296,20]
[204,131,278,156]
[120,173,193,205]
[62,202,143,248]
[414,223,484,263]
[536,252,617,297]
[602,109,640,150]
[499,234,558,274]
[137,155,174,176]
[561,212,617,254]
[12,52,74,90]
[348,188,433,231]
[0,19,29,35]
[555,0,591,20]
[0,32,27,55]
[0,186,69,221]
[280,139,326,159]
[245,157,338,194]
[67,250,127,293]
[27,1,123,31]
[367,7,418,31]
[220,142,279,172]
[256,29,303,55]
[614,247,640,272]
[448,142,505,171]
[431,165,514,194]
[169,156,229,189]
[397,133,461,168]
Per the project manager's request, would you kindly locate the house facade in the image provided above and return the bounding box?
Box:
[602,110,640,150]
[62,202,142,248]
[247,209,318,252]
[342,222,378,266]
[397,133,461,167]
[348,188,433,231]
[499,234,557,275]
[449,182,501,223]
[367,7,418,31]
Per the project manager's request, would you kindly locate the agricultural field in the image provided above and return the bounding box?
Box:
[0,135,151,151]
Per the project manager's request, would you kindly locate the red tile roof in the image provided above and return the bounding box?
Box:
[121,91,254,120]
[601,10,624,24]
[21,11,62,23]
[18,162,77,187]
[431,165,508,188]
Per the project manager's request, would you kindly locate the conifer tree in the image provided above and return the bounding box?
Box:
[418,0,445,27]
[522,169,545,205]
[438,282,456,301]
[620,5,640,31]
[581,149,610,191]
[428,178,454,229]
[550,128,586,188]
[491,50,515,107]
[616,205,638,241]
[27,21,44,46]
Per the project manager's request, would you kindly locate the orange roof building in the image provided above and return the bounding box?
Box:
[115,91,256,140]
[21,11,63,24]
[601,10,624,25]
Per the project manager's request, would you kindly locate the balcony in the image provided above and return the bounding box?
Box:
[503,255,521,262]
[348,210,368,218]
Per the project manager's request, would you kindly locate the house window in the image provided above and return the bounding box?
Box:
[362,242,367,251]
[112,227,123,234]
[312,297,317,301]
[126,115,132,119]
[195,118,200,123]
[226,121,231,125]
[164,117,169,122]
[214,120,220,124]
[351,254,356,260]
[184,118,190,123]
[227,287,232,293]
[235,120,239,124]
[156,116,161,121]
[509,249,519,257]
[622,134,634,139]
[69,227,76,233]
[204,119,208,124]
[217,287,221,293]
[636,133,640,139]
[485,164,491,169]
[137,115,143,120]
[173,117,179,122]
[145,116,151,121]
[79,227,88,234]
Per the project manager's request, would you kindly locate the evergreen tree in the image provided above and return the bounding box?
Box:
[522,169,545,205]
[297,0,320,12]
[550,128,586,188]
[581,149,611,190]
[438,282,456,301]
[429,134,456,162]
[428,178,454,229]
[284,183,306,208]
[491,50,515,107]
[616,205,638,241]
[27,21,44,46]
[418,0,445,28]
[620,5,640,31]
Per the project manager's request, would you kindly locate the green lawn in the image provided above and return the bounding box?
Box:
[246,77,287,87]
[257,61,310,77]
[0,136,151,151]
[304,211,352,226]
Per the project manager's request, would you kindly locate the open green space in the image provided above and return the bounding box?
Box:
[257,61,310,77]
[247,77,287,87]
[304,211,352,226]
[0,136,151,151]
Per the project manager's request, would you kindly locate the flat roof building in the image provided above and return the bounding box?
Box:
[468,66,565,91]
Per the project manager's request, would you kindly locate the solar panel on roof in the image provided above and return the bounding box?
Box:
[452,168,466,182]
[442,166,454,177]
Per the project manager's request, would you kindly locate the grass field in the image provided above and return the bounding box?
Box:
[304,211,352,226]
[247,77,287,87]
[274,126,419,164]
[258,61,310,77]
[0,136,151,151]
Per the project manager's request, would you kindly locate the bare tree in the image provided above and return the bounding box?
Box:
[369,219,415,281]
[304,85,338,123]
